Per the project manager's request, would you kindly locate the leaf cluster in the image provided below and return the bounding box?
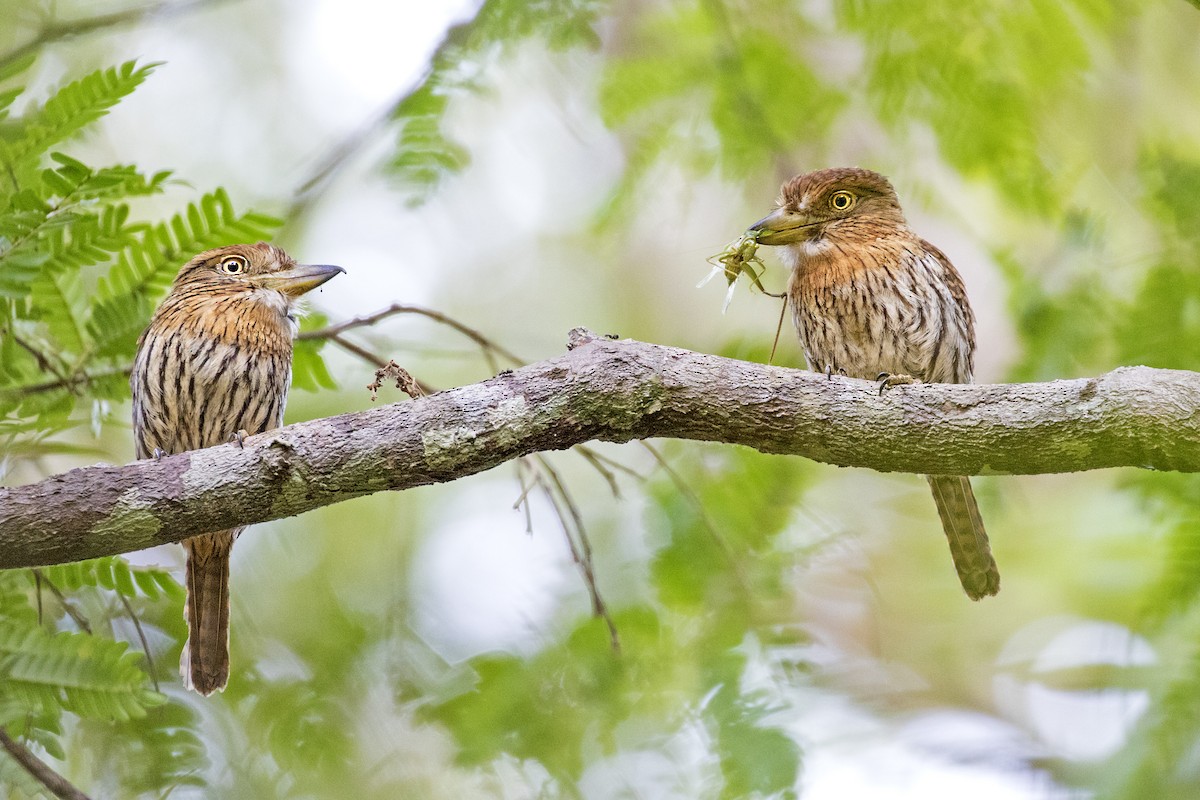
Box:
[422,445,808,797]
[0,57,311,796]
[0,560,204,797]
[0,58,285,467]
[386,0,603,204]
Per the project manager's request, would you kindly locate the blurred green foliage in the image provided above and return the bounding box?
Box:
[422,445,807,797]
[0,58,301,458]
[0,56,329,797]
[387,0,603,204]
[3,0,1200,798]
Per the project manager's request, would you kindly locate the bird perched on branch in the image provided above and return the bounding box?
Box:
[132,243,343,694]
[749,167,1000,600]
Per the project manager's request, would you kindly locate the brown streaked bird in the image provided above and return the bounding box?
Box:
[749,167,1000,600]
[132,242,343,694]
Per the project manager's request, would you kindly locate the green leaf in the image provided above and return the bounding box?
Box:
[648,444,808,613]
[38,557,183,602]
[29,268,88,353]
[425,615,635,779]
[385,0,601,203]
[0,243,48,297]
[598,4,843,206]
[43,153,172,203]
[0,619,164,722]
[76,702,208,795]
[0,51,37,84]
[82,291,151,360]
[708,680,801,799]
[0,51,36,122]
[243,681,355,777]
[0,60,161,172]
[838,0,1103,214]
[292,314,338,392]
[88,188,282,355]
[0,572,37,627]
[95,188,282,300]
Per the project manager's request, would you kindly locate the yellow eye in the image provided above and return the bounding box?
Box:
[220,256,247,274]
[829,190,855,211]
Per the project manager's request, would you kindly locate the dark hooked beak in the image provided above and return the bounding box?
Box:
[259,263,345,297]
[748,207,818,245]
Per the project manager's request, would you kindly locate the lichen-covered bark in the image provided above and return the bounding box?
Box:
[2,329,1198,568]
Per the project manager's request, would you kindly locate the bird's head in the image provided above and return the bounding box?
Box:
[749,167,907,250]
[173,243,344,307]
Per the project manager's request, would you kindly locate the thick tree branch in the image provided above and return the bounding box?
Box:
[1,330,1196,568]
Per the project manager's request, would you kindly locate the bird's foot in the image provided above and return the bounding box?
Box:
[152,447,167,461]
[229,429,249,449]
[876,372,918,395]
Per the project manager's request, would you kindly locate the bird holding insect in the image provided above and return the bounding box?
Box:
[711,167,999,600]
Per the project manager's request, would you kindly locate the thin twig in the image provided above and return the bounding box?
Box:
[300,303,525,368]
[0,0,232,73]
[639,442,752,598]
[769,293,788,365]
[6,305,510,400]
[577,447,645,482]
[118,592,159,692]
[0,728,91,800]
[513,458,536,533]
[298,304,425,341]
[30,569,92,634]
[288,99,401,210]
[328,333,388,367]
[574,446,623,498]
[282,16,471,223]
[512,458,538,511]
[327,335,438,396]
[319,309,637,536]
[696,0,795,179]
[317,306,642,622]
[0,366,131,397]
[513,456,615,638]
[33,570,43,622]
[7,332,67,383]
[534,454,620,653]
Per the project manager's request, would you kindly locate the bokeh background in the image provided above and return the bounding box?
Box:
[3,0,1200,797]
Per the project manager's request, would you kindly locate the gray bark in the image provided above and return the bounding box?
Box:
[1,329,1197,568]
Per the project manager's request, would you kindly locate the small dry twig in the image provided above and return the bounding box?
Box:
[117,592,159,693]
[532,454,621,654]
[367,361,425,402]
[299,302,525,370]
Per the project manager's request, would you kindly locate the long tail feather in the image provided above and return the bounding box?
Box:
[926,476,1000,600]
[181,530,237,695]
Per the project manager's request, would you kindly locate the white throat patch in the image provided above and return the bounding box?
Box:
[801,238,832,257]
[251,287,290,314]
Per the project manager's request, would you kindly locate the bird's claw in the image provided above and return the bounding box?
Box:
[877,372,917,395]
[152,447,166,461]
[824,364,847,381]
[229,429,249,448]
